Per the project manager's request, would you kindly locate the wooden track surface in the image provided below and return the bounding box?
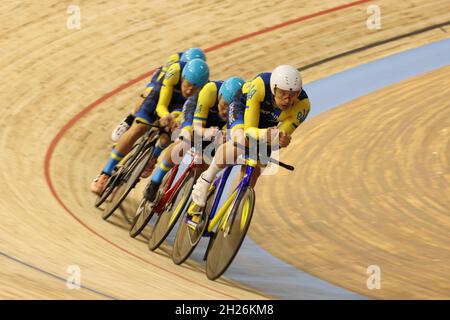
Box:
[251,65,450,299]
[0,0,449,299]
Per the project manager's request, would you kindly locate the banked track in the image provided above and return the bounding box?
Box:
[1,0,449,299]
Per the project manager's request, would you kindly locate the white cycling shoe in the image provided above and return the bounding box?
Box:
[111,119,131,142]
[191,175,211,208]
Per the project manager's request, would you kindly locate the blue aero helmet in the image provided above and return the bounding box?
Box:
[219,76,245,104]
[180,48,206,62]
[182,58,209,87]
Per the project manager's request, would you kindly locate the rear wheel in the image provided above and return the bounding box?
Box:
[205,187,255,280]
[102,146,154,220]
[148,169,196,251]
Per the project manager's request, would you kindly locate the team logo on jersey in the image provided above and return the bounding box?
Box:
[165,70,175,80]
[247,85,257,100]
[297,110,308,123]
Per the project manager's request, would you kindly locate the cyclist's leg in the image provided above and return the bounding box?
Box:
[190,128,243,207]
[140,132,168,179]
[112,74,161,141]
[111,93,150,142]
[191,99,245,207]
[91,121,148,195]
[90,94,157,194]
[144,129,191,201]
[200,127,244,181]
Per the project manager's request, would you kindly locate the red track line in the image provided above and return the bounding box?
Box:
[204,0,371,52]
[43,0,370,299]
[43,89,239,299]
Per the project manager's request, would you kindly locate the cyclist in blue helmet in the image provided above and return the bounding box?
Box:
[142,76,246,202]
[112,48,206,141]
[181,58,209,88]
[91,57,210,195]
[219,76,245,104]
[180,47,206,63]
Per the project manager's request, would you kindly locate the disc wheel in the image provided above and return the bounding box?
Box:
[171,182,217,265]
[205,187,255,280]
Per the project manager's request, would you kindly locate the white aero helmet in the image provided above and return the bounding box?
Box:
[270,65,302,95]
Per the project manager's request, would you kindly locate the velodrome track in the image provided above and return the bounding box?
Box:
[1,0,449,299]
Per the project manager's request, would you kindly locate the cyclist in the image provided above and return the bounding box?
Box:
[143,76,246,202]
[191,65,311,208]
[90,58,210,195]
[111,48,206,141]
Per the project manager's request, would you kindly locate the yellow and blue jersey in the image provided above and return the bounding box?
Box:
[142,51,184,96]
[242,72,310,140]
[135,61,188,125]
[180,81,244,133]
[179,93,198,131]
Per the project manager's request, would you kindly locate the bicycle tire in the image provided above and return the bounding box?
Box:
[128,197,155,238]
[171,182,217,265]
[102,145,154,220]
[94,144,140,208]
[205,187,255,280]
[148,168,196,251]
[129,165,175,238]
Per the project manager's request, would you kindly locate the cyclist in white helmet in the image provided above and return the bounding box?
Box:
[191,65,311,208]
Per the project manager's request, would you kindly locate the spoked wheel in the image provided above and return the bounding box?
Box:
[94,171,120,208]
[148,169,196,251]
[172,183,217,265]
[94,144,139,208]
[129,165,174,238]
[102,146,154,220]
[205,187,255,280]
[129,197,155,238]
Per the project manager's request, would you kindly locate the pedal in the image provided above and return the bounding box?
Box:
[186,218,198,231]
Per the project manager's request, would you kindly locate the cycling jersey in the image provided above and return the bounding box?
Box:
[180,81,244,133]
[135,61,188,125]
[142,51,184,96]
[242,72,310,140]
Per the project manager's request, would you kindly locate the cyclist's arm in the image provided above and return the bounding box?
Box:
[161,52,182,73]
[193,82,217,136]
[244,77,266,140]
[155,63,180,118]
[228,101,245,139]
[179,94,198,133]
[278,97,311,134]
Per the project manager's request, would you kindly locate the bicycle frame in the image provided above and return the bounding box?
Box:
[152,148,201,215]
[205,159,257,234]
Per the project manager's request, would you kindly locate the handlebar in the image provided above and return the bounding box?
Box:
[233,142,295,171]
[178,129,225,146]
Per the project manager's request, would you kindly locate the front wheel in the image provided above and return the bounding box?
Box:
[129,197,155,238]
[94,144,139,208]
[102,145,154,220]
[205,187,255,280]
[129,165,177,238]
[148,169,197,251]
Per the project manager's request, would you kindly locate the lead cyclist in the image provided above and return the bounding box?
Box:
[190,65,311,208]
